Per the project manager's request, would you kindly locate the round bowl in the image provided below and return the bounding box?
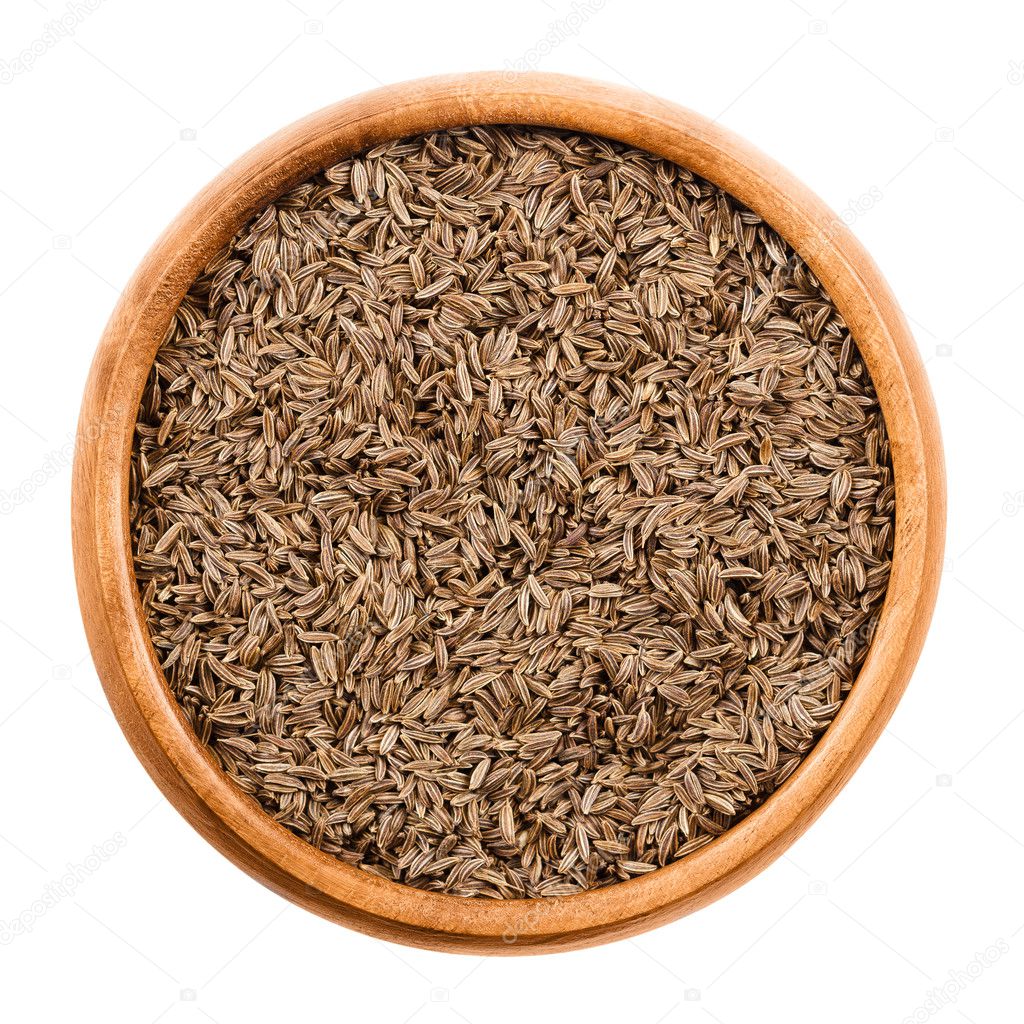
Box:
[72,71,945,953]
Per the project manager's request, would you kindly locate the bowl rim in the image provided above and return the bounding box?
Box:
[72,71,945,954]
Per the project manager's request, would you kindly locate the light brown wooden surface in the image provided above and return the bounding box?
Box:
[71,72,945,954]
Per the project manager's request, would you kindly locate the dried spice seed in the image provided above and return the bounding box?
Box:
[131,125,894,898]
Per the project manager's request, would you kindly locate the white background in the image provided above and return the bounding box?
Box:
[0,0,1020,1020]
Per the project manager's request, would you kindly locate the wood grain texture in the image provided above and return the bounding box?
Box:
[71,72,945,954]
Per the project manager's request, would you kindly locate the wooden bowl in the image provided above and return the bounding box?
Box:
[72,72,945,953]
